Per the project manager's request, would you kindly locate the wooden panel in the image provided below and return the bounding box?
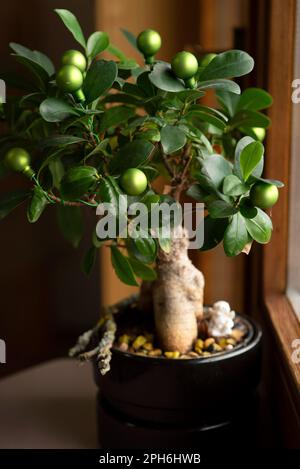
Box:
[263,0,295,295]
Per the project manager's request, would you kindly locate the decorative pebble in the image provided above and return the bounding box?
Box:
[213,344,222,352]
[204,338,215,349]
[132,335,147,350]
[119,342,129,352]
[202,351,211,357]
[148,348,162,357]
[188,351,200,358]
[195,339,204,350]
[118,334,131,345]
[143,342,154,351]
[226,338,236,346]
[226,344,234,350]
[164,351,180,359]
[218,338,227,348]
[231,329,244,341]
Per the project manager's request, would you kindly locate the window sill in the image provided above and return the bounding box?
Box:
[264,293,300,411]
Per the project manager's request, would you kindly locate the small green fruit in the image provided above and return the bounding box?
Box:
[171,51,198,80]
[61,50,87,73]
[252,127,266,142]
[5,147,33,176]
[250,181,279,209]
[56,65,83,93]
[137,29,161,59]
[120,168,148,196]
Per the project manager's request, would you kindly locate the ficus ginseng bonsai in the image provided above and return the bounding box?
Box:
[0,9,283,370]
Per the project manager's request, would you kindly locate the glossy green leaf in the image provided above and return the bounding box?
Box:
[207,200,238,219]
[149,62,185,92]
[98,175,125,222]
[13,55,48,90]
[229,109,271,129]
[217,90,240,117]
[121,29,138,50]
[111,246,138,286]
[87,31,109,59]
[237,88,273,112]
[27,186,48,223]
[256,177,285,188]
[160,125,186,154]
[184,109,227,131]
[234,136,264,181]
[55,9,86,48]
[10,43,55,76]
[39,135,85,148]
[99,106,135,132]
[60,166,99,200]
[244,208,273,244]
[240,141,264,181]
[199,215,228,251]
[222,174,249,196]
[57,205,83,248]
[49,158,65,189]
[201,155,232,189]
[186,184,209,202]
[39,98,79,122]
[128,257,157,281]
[127,235,157,264]
[83,60,118,104]
[0,189,29,220]
[223,212,248,256]
[198,79,240,94]
[198,50,254,81]
[109,140,154,173]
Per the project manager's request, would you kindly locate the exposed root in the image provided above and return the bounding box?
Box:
[69,294,138,375]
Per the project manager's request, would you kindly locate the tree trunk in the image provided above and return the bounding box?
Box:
[152,226,205,353]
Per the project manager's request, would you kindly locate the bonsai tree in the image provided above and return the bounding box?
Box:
[0,9,283,371]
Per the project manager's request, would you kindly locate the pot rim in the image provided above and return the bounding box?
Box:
[112,313,262,366]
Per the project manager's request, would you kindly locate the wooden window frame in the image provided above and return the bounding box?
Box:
[262,0,300,406]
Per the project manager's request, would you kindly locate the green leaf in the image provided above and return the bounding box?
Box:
[256,177,285,188]
[201,155,233,189]
[111,246,138,286]
[55,9,86,48]
[198,79,240,94]
[0,189,29,220]
[237,88,273,112]
[60,166,99,200]
[234,136,264,181]
[13,55,48,90]
[121,29,138,50]
[107,44,127,62]
[229,109,271,129]
[198,50,254,81]
[39,98,79,123]
[223,212,248,256]
[207,200,238,219]
[86,31,109,59]
[160,125,186,154]
[244,208,273,244]
[184,109,227,131]
[217,90,240,117]
[99,106,135,132]
[10,43,55,76]
[98,176,125,219]
[199,215,228,251]
[57,205,83,248]
[49,158,65,189]
[27,186,48,223]
[39,135,85,149]
[127,235,157,264]
[149,62,185,92]
[186,184,209,202]
[109,140,154,173]
[222,174,249,196]
[82,246,97,276]
[83,60,118,104]
[240,141,264,181]
[128,257,157,281]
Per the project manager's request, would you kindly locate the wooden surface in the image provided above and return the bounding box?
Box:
[0,359,97,449]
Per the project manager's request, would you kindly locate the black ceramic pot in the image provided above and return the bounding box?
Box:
[93,307,262,448]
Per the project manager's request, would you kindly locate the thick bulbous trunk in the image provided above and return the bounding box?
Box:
[152,226,205,353]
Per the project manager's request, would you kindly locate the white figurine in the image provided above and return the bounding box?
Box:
[207,301,235,337]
